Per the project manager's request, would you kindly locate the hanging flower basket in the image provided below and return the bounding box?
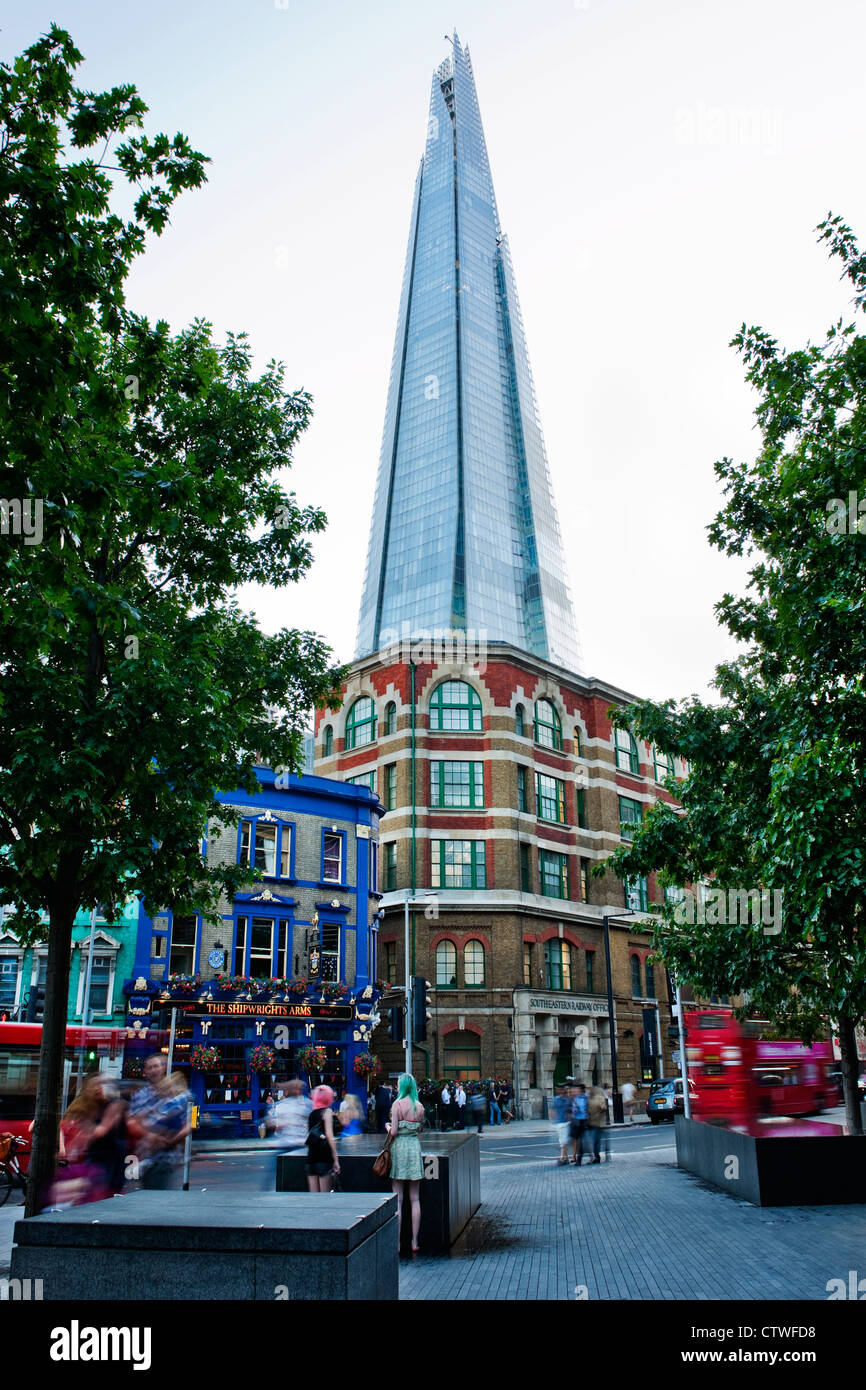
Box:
[249,1044,276,1074]
[297,1044,328,1075]
[190,1045,220,1071]
[319,981,348,999]
[167,973,202,995]
[353,1051,379,1080]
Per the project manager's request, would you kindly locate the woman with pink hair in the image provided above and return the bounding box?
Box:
[305,1085,340,1193]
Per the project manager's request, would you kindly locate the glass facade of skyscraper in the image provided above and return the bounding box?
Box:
[356,36,581,671]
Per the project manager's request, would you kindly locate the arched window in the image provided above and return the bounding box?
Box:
[534,699,562,750]
[615,727,639,774]
[429,681,482,732]
[464,940,485,987]
[645,959,656,998]
[436,940,457,987]
[631,954,642,997]
[345,696,377,750]
[515,704,525,737]
[322,725,333,756]
[573,728,581,758]
[653,747,672,783]
[385,701,397,736]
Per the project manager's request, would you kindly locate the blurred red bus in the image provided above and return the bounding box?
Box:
[685,1009,840,1126]
[0,1022,125,1157]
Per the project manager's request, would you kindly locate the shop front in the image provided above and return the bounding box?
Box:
[123,980,381,1136]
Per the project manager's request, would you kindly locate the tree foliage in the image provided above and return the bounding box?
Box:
[0,27,344,1209]
[602,217,866,1129]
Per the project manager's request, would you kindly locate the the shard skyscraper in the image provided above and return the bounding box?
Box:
[355,35,581,671]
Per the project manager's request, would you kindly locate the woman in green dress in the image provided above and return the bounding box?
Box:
[386,1072,425,1253]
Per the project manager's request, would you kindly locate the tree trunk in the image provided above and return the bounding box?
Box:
[24,902,76,1216]
[837,1010,863,1136]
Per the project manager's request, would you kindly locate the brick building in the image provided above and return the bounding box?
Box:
[315,643,681,1116]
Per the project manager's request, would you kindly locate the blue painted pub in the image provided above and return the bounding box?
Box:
[123,770,384,1134]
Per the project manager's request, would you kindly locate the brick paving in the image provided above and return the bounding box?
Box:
[399,1139,866,1301]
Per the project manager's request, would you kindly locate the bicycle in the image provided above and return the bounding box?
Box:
[0,1134,29,1207]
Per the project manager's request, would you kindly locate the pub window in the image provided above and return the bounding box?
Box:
[515,704,525,737]
[234,916,248,976]
[645,959,656,998]
[249,917,274,978]
[385,702,397,736]
[585,950,595,993]
[463,939,485,987]
[169,915,197,975]
[323,724,333,756]
[322,831,344,883]
[385,763,397,811]
[151,935,166,959]
[523,942,532,986]
[320,922,340,981]
[240,818,277,877]
[280,824,294,879]
[517,765,527,813]
[435,940,457,987]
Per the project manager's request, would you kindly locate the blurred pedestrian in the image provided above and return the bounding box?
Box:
[305,1084,340,1192]
[469,1082,486,1133]
[569,1083,588,1164]
[621,1079,637,1124]
[587,1086,610,1162]
[386,1073,425,1254]
[551,1083,571,1164]
[439,1081,451,1130]
[338,1092,364,1135]
[375,1080,393,1134]
[47,1073,127,1209]
[270,1079,312,1150]
[126,1054,192,1190]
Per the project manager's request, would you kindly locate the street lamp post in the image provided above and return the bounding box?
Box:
[603,907,640,1124]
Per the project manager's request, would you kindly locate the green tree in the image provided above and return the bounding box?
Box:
[0,27,343,1212]
[602,217,866,1133]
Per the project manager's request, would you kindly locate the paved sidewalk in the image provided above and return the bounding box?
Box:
[400,1139,866,1301]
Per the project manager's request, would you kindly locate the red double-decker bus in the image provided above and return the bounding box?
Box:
[685,1009,840,1127]
[0,1022,125,1156]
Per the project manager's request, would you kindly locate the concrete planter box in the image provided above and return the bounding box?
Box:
[675,1114,866,1206]
[277,1132,481,1252]
[10,1192,398,1300]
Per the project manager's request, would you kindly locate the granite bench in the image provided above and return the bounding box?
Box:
[10,1191,398,1300]
[277,1131,481,1253]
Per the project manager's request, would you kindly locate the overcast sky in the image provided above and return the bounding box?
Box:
[6,0,866,702]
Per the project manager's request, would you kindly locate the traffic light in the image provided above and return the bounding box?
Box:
[412,977,430,1043]
[25,987,45,1023]
[387,1005,404,1043]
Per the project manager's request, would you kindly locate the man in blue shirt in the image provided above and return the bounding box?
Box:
[569,1083,589,1165]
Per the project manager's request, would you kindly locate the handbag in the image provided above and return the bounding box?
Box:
[372,1130,393,1179]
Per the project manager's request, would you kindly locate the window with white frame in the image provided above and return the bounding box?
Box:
[323,832,343,883]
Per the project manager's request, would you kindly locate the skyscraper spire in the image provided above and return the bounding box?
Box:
[356,35,581,671]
